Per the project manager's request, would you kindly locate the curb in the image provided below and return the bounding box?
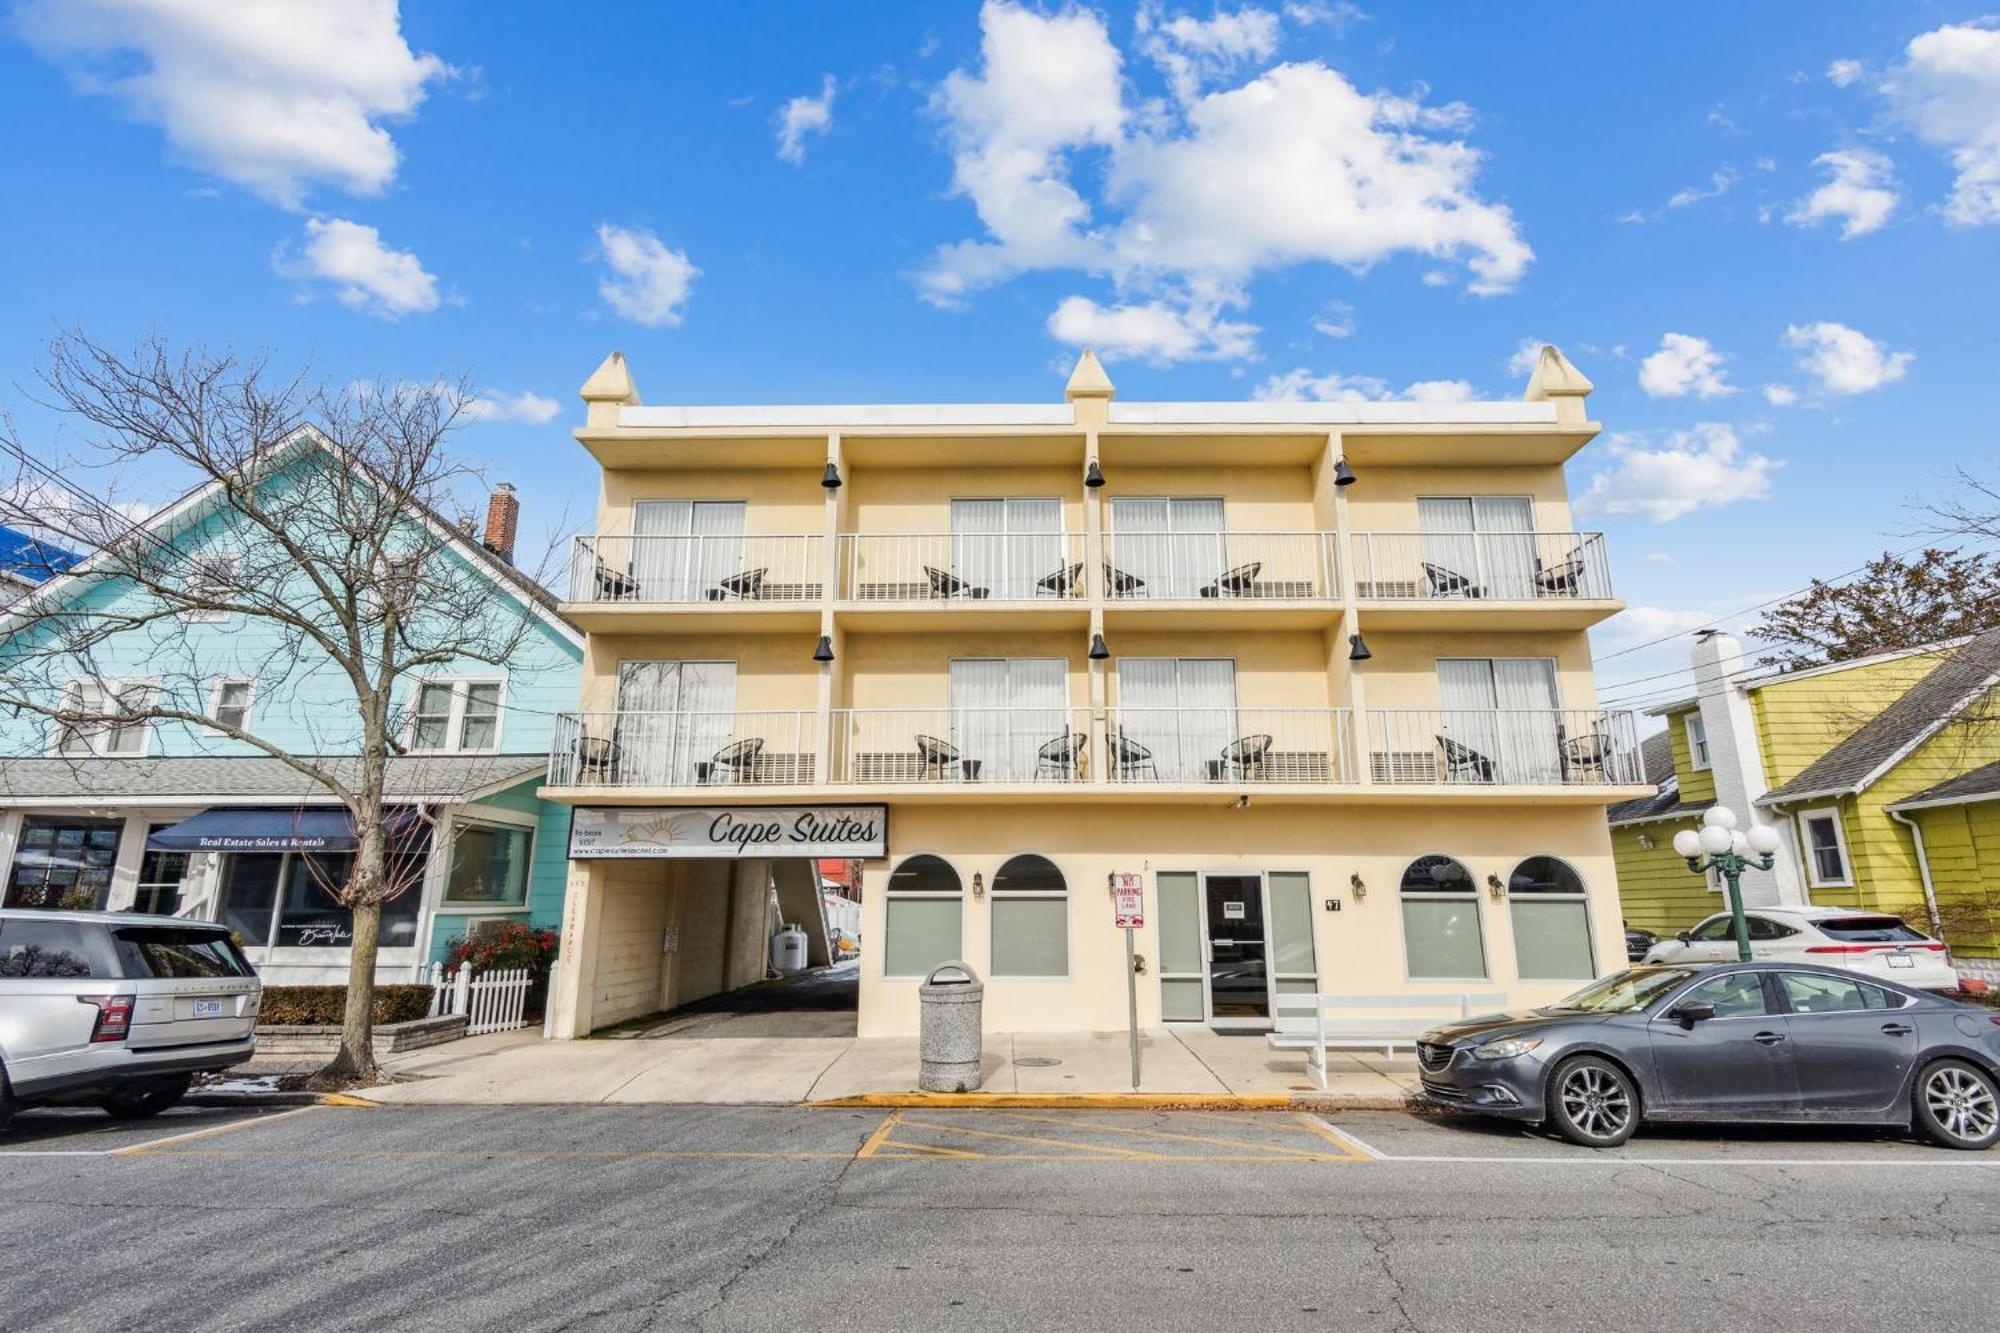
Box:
[185,1091,385,1109]
[811,1092,1417,1111]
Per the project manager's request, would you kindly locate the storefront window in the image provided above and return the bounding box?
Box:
[444,821,531,907]
[219,852,421,951]
[1507,856,1595,980]
[135,836,193,915]
[1399,854,1487,980]
[884,854,962,978]
[4,816,123,910]
[990,854,1067,978]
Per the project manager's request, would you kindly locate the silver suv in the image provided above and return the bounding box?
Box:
[0,909,261,1129]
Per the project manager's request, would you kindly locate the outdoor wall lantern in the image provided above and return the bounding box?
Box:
[1486,872,1505,900]
[971,871,985,898]
[1349,872,1366,900]
[1636,832,1655,851]
[1088,632,1110,661]
[1348,632,1372,662]
[821,461,842,489]
[812,635,836,663]
[1333,458,1357,487]
[1084,458,1106,488]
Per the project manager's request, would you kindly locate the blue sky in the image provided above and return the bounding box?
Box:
[2,2,1995,707]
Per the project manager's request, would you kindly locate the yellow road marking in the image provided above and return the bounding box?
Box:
[874,1140,985,1158]
[112,1105,322,1157]
[814,1093,1297,1110]
[133,1148,857,1161]
[981,1110,1341,1161]
[318,1093,381,1108]
[1289,1112,1375,1163]
[855,1110,902,1159]
[893,1118,1168,1159]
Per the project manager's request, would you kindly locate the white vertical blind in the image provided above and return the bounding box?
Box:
[1118,658,1236,780]
[1111,497,1223,598]
[951,498,1062,599]
[950,657,1066,780]
[613,660,738,782]
[1493,658,1561,783]
[1475,496,1537,599]
[631,501,745,601]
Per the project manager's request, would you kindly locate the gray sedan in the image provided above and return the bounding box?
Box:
[1416,962,2000,1149]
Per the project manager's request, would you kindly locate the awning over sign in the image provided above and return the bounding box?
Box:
[146,806,429,854]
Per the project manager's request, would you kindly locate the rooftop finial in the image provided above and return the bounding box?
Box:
[1065,347,1115,402]
[1522,345,1592,425]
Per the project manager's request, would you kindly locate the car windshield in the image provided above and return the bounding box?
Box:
[1546,968,1698,1014]
[1813,915,1927,943]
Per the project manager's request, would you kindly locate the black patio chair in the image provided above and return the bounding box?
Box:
[1199,561,1263,599]
[1034,731,1087,781]
[593,563,638,601]
[1437,734,1496,783]
[704,736,766,784]
[575,735,621,783]
[1108,731,1159,781]
[1561,731,1610,782]
[710,567,768,601]
[915,733,966,781]
[1219,733,1274,780]
[1037,562,1085,598]
[1103,563,1146,597]
[924,565,990,599]
[1423,561,1483,599]
[1535,551,1586,598]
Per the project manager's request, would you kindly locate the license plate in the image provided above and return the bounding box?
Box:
[1887,954,1915,969]
[192,998,227,1018]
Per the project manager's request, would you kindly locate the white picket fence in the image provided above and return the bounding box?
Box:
[415,961,534,1036]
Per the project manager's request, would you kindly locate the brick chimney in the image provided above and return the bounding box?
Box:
[482,483,519,565]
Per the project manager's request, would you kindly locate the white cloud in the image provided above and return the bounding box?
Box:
[1638,333,1734,399]
[1136,3,1282,104]
[1666,168,1738,210]
[16,0,450,209]
[1254,369,1474,402]
[1311,300,1355,339]
[923,1,1530,362]
[1645,552,1673,564]
[1505,336,1546,378]
[279,217,438,318]
[775,74,837,164]
[1579,423,1779,522]
[1782,320,1913,395]
[594,223,698,327]
[1827,58,1866,88]
[1762,383,1799,407]
[1284,2,1368,33]
[463,391,560,425]
[1046,295,1257,363]
[1882,20,2000,225]
[1786,148,1899,238]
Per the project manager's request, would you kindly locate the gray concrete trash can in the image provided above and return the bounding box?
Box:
[917,960,984,1092]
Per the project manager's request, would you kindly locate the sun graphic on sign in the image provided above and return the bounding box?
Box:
[619,813,690,848]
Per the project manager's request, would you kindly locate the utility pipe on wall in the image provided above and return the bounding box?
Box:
[1887,808,1947,943]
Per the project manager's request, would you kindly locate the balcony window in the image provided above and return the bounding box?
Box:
[631,500,746,602]
[1114,657,1236,781]
[1507,856,1595,980]
[1417,496,1537,599]
[951,498,1064,601]
[990,854,1068,978]
[1436,658,1562,784]
[1108,496,1225,599]
[1400,854,1487,980]
[949,658,1069,782]
[883,854,962,978]
[613,660,738,784]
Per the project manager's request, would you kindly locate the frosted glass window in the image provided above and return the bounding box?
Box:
[1508,856,1596,982]
[1400,855,1487,979]
[885,854,963,978]
[991,854,1067,977]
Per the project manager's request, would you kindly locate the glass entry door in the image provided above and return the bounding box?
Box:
[1205,874,1268,1021]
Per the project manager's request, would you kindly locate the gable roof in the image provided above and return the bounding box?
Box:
[1758,627,2000,807]
[1608,730,1714,827]
[0,427,580,650]
[1887,759,2000,812]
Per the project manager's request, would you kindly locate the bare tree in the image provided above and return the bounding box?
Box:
[1749,547,2000,671]
[0,333,554,1084]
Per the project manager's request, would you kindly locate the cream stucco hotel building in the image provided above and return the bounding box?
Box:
[543,346,1649,1040]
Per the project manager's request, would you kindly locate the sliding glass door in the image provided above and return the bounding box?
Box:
[1436,657,1561,783]
[949,658,1068,781]
[1417,496,1536,599]
[1117,658,1237,781]
[631,500,746,602]
[614,660,738,783]
[1109,497,1225,599]
[950,498,1063,600]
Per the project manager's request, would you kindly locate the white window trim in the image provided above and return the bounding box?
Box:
[1797,806,1854,888]
[208,676,257,733]
[181,553,240,623]
[49,676,159,758]
[435,811,538,912]
[1413,493,1539,533]
[985,852,1072,981]
[402,677,507,755]
[1684,713,1712,771]
[882,852,965,980]
[1396,852,1491,983]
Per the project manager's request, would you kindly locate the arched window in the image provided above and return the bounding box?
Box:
[1399,854,1487,979]
[1507,856,1595,980]
[884,854,962,978]
[990,854,1068,978]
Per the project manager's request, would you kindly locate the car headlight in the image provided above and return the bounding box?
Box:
[1471,1036,1544,1061]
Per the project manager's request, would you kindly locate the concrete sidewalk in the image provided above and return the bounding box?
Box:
[362,1025,1419,1106]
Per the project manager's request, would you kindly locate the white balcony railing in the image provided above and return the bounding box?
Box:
[568,534,825,605]
[831,708,1093,784]
[1352,532,1612,601]
[549,710,819,787]
[1362,709,1642,786]
[1101,532,1337,601]
[1104,708,1352,784]
[838,533,1088,603]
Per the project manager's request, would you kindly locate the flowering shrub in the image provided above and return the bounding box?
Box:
[444,921,559,978]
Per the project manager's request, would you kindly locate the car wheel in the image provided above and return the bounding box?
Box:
[1547,1055,1639,1148]
[1913,1059,2000,1151]
[100,1076,191,1121]
[0,1066,15,1133]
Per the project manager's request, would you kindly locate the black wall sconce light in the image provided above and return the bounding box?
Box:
[1333,458,1356,487]
[971,871,985,899]
[812,635,835,663]
[1084,458,1106,488]
[1088,632,1110,661]
[1349,872,1366,900]
[1348,632,1372,662]
[821,461,842,489]
[1486,872,1505,900]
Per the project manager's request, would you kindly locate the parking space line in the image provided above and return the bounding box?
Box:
[1309,1118,1997,1167]
[854,1110,902,1159]
[111,1105,323,1158]
[894,1118,1169,1159]
[873,1139,986,1158]
[981,1110,1351,1161]
[1293,1114,1377,1163]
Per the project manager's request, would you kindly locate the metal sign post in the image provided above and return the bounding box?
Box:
[1110,873,1145,1090]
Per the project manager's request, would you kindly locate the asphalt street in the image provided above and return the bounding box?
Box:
[2,1102,1995,1332]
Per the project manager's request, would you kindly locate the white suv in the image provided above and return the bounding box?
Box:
[1642,905,1960,992]
[1,910,261,1129]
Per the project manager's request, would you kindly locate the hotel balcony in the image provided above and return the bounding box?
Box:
[836,532,1089,629]
[545,705,1646,805]
[1350,531,1620,630]
[1100,531,1340,630]
[563,534,826,632]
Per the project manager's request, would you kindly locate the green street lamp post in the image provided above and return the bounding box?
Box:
[1673,807,1783,962]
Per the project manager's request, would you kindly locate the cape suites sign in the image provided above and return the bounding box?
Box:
[568,806,888,860]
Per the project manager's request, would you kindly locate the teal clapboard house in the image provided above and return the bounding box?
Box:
[0,436,582,985]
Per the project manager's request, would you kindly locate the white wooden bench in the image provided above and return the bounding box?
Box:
[1268,991,1509,1089]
